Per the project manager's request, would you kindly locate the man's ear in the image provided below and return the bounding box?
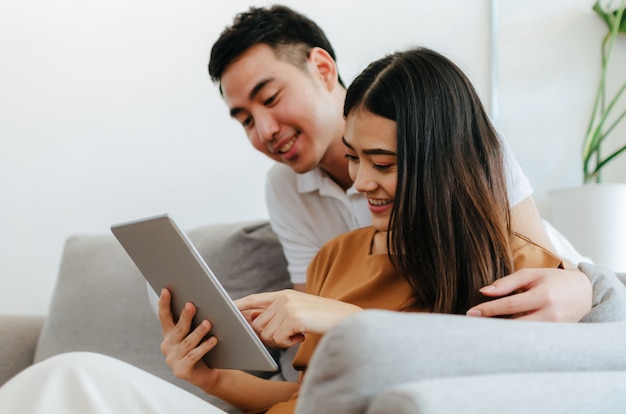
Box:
[308,47,339,91]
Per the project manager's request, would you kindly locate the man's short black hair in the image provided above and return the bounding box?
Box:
[209,5,344,86]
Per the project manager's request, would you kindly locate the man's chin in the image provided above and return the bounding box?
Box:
[278,157,317,174]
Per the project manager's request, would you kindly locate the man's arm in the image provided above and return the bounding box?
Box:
[466,196,592,321]
[466,267,592,321]
[510,197,559,258]
[489,135,593,321]
[510,196,576,268]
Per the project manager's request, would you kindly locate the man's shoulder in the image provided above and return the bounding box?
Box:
[267,162,296,182]
[266,163,324,187]
[265,163,299,206]
[265,164,324,221]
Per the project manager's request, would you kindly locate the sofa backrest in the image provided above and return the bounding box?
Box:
[33,220,291,412]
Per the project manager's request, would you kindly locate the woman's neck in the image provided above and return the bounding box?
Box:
[371,230,389,255]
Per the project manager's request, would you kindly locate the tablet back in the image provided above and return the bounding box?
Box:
[111,214,278,372]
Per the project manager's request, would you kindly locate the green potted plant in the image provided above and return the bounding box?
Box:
[549,0,626,271]
[583,0,626,183]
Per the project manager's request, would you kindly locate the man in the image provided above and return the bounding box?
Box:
[208,5,591,320]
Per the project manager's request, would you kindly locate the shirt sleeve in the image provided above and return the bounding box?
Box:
[500,134,533,207]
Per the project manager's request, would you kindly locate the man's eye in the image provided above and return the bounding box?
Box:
[242,116,253,128]
[344,153,358,162]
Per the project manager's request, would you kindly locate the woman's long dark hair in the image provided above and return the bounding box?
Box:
[344,47,514,314]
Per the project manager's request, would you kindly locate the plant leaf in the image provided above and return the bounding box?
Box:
[593,0,626,32]
[593,143,626,175]
[585,0,626,183]
[617,6,626,32]
[593,0,612,28]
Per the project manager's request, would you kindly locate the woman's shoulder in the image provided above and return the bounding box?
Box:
[322,226,376,250]
[307,227,377,294]
[512,233,563,270]
[312,227,376,265]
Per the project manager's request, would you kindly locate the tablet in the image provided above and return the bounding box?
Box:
[111,214,278,372]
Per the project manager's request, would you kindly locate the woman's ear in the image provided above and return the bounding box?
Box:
[308,47,339,91]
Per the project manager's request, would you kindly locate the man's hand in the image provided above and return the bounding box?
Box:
[235,290,362,348]
[466,268,592,322]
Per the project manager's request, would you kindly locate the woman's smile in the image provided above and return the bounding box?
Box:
[368,197,393,214]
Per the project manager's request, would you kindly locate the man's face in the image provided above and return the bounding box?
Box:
[220,44,343,174]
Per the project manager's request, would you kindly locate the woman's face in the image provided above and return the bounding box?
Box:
[343,109,397,233]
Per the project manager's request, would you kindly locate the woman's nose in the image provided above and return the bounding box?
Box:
[353,166,378,193]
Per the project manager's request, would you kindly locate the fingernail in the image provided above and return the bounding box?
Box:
[479,285,496,292]
[466,309,482,317]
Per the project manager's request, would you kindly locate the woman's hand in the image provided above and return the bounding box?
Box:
[466,268,592,322]
[158,288,221,391]
[235,290,363,348]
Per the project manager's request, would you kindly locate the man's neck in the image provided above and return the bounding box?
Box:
[319,136,353,191]
[319,86,352,191]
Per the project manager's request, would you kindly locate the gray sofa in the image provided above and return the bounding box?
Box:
[1,220,626,413]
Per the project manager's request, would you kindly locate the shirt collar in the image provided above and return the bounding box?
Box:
[295,167,360,197]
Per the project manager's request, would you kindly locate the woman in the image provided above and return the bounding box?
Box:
[337,47,565,315]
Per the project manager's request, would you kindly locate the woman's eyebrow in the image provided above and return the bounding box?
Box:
[363,148,396,156]
[341,136,354,149]
[342,136,396,156]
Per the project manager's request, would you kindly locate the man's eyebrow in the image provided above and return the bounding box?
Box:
[249,78,273,100]
[229,78,274,118]
[342,136,396,156]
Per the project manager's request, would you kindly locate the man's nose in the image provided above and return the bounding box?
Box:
[255,113,279,143]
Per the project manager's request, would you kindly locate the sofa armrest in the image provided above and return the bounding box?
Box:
[0,315,45,386]
[580,262,626,322]
[367,371,626,414]
[297,310,626,414]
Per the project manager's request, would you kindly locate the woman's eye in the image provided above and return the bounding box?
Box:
[373,163,392,171]
[344,153,358,162]
[263,93,278,106]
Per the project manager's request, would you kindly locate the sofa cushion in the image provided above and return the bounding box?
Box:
[367,371,626,414]
[33,220,290,413]
[0,315,45,386]
[298,309,626,414]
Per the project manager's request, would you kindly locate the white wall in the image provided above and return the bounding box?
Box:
[1,0,623,315]
[496,0,626,217]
